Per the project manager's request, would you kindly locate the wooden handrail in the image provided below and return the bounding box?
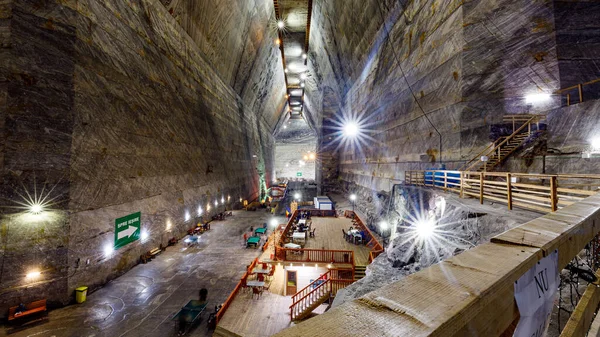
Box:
[464,115,538,171]
[216,257,259,323]
[459,142,498,171]
[276,194,600,337]
[290,275,331,309]
[348,210,384,259]
[289,275,355,320]
[291,270,331,304]
[275,247,355,265]
[405,170,600,214]
[555,77,600,94]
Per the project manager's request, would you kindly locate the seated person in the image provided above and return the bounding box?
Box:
[14,303,26,315]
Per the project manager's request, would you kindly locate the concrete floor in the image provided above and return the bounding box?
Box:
[2,210,285,337]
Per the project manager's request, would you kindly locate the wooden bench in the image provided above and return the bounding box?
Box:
[149,247,161,257]
[8,299,47,321]
[141,247,162,263]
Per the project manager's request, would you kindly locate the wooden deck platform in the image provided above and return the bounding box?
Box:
[215,288,293,337]
[301,216,372,266]
[262,216,373,266]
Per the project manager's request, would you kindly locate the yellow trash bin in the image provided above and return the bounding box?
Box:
[75,286,88,303]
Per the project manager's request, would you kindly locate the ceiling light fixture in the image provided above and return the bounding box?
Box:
[277,20,285,29]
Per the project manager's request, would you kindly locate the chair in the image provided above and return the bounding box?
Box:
[258,274,265,282]
[252,286,263,299]
[309,228,316,238]
[267,267,275,280]
[262,262,267,269]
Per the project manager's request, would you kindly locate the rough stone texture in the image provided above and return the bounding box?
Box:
[306,0,566,194]
[331,186,540,306]
[158,0,288,128]
[274,118,316,180]
[504,98,600,174]
[554,0,600,102]
[2,211,283,337]
[0,0,280,314]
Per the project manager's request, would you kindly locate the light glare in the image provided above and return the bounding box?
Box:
[30,204,43,215]
[415,219,435,239]
[525,93,551,104]
[343,122,359,137]
[26,271,41,279]
[104,244,114,257]
[380,221,388,230]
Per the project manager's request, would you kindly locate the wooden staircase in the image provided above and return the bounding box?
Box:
[461,114,545,172]
[354,265,367,281]
[289,269,354,322]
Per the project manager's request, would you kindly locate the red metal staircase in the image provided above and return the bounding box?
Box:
[289,269,354,321]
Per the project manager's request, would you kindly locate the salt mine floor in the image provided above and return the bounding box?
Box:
[2,210,281,337]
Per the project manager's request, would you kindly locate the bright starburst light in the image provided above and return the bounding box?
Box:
[394,194,476,264]
[323,111,379,154]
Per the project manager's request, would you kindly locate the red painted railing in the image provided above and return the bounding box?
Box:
[347,211,384,263]
[289,268,354,321]
[216,257,259,323]
[277,209,300,247]
[275,247,355,266]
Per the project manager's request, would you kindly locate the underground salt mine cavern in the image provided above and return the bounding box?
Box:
[2,0,600,336]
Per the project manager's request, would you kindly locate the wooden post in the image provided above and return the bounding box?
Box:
[528,122,531,136]
[444,171,447,191]
[567,93,571,106]
[550,176,558,212]
[512,116,515,133]
[479,172,484,204]
[579,83,584,103]
[507,173,512,210]
[460,172,464,198]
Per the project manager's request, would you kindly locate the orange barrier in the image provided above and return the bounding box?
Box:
[216,258,259,323]
[347,211,384,263]
[275,247,355,265]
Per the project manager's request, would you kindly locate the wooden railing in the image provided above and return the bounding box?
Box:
[405,170,600,213]
[216,258,259,323]
[277,209,300,247]
[290,269,354,306]
[346,210,385,263]
[262,231,276,252]
[277,193,600,337]
[289,269,354,321]
[275,247,355,265]
[555,76,600,106]
[460,115,544,172]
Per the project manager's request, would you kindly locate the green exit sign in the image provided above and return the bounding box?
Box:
[296,172,302,177]
[114,212,141,249]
